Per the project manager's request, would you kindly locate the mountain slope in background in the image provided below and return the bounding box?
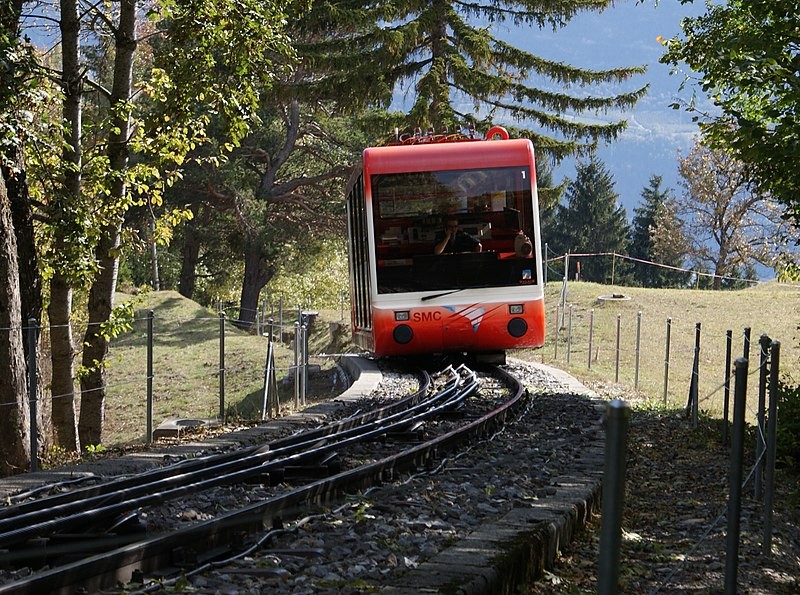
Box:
[507,0,709,213]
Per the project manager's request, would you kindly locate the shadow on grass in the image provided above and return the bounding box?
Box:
[227,367,344,421]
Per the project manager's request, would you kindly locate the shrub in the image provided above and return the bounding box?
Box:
[776,380,800,470]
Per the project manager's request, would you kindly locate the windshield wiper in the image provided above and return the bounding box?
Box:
[420,289,465,302]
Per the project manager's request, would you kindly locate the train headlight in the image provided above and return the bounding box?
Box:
[393,324,413,344]
[507,317,528,338]
[394,311,410,322]
[509,304,524,315]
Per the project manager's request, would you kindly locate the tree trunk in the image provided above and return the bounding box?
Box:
[713,245,729,290]
[49,0,82,451]
[178,211,201,299]
[2,0,45,466]
[79,232,118,447]
[6,167,43,348]
[0,170,31,476]
[48,272,79,450]
[79,0,136,447]
[4,161,48,457]
[149,210,160,291]
[238,243,274,328]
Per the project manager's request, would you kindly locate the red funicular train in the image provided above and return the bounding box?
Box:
[345,126,545,360]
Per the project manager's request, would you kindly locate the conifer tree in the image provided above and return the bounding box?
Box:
[630,175,688,288]
[299,0,647,160]
[551,155,631,283]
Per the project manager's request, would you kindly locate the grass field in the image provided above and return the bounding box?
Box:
[104,291,351,446]
[103,283,798,447]
[520,281,799,422]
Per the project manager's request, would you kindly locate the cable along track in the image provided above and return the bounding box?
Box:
[0,363,526,595]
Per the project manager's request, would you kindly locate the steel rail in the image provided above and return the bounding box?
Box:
[0,367,467,551]
[0,365,522,595]
[0,368,433,521]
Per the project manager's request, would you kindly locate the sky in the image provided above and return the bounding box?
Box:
[498,0,710,216]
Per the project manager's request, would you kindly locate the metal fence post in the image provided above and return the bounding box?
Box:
[268,294,273,322]
[723,329,732,446]
[663,317,671,405]
[634,311,642,390]
[27,318,38,472]
[755,334,770,499]
[725,357,749,595]
[560,254,568,328]
[279,295,284,344]
[554,304,560,360]
[742,326,751,360]
[147,310,154,445]
[261,340,275,421]
[301,323,308,406]
[544,242,548,286]
[598,399,630,595]
[611,252,616,286]
[614,314,621,383]
[588,308,594,369]
[763,340,780,556]
[294,321,300,409]
[687,322,700,427]
[567,304,573,365]
[219,312,225,421]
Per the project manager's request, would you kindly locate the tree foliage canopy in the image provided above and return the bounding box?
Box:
[676,139,793,288]
[151,0,298,145]
[661,0,800,225]
[299,0,647,160]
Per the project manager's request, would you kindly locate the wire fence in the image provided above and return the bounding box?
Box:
[1,279,792,457]
[542,249,763,288]
[600,341,783,594]
[1,301,337,464]
[534,293,785,428]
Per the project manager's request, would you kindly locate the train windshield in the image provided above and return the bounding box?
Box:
[371,166,538,294]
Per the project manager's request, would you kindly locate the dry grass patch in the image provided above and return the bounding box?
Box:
[517,281,799,421]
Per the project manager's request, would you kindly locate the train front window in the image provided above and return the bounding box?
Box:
[371,166,537,294]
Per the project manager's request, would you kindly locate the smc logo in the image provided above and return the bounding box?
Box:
[412,311,441,322]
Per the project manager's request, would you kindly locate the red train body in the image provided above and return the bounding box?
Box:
[345,127,545,358]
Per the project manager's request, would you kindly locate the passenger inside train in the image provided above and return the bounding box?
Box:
[433,217,483,254]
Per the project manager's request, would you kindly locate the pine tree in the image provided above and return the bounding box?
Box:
[299,0,647,160]
[551,155,631,284]
[630,175,688,287]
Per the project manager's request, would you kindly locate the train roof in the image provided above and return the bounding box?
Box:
[362,137,534,175]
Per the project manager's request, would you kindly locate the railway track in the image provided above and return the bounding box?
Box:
[0,362,529,594]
